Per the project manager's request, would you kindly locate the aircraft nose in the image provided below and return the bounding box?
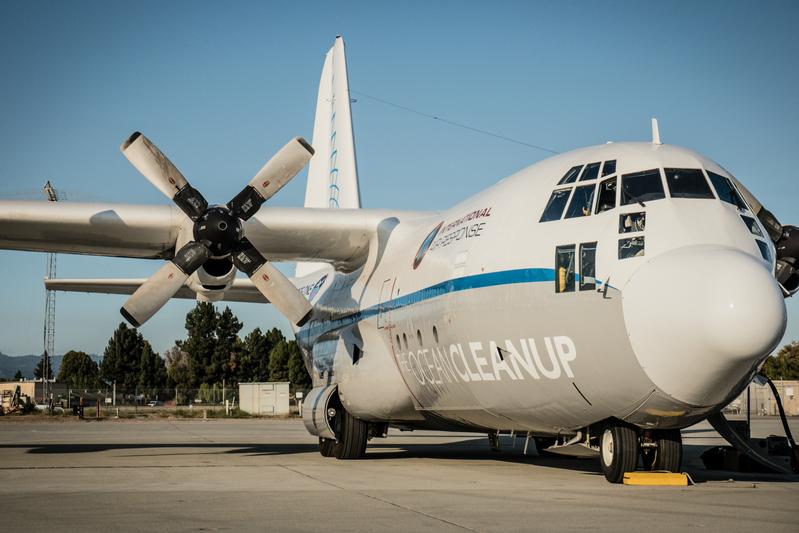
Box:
[622,246,786,407]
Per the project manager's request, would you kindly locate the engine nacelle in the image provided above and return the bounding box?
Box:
[196,257,236,290]
[775,225,799,296]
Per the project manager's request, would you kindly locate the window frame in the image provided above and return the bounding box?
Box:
[557,165,584,186]
[539,187,574,222]
[564,183,597,219]
[579,162,601,182]
[595,176,617,214]
[555,245,577,293]
[706,170,749,210]
[579,242,597,291]
[601,160,616,177]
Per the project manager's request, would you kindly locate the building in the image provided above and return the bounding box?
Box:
[0,381,69,404]
[727,380,798,416]
[238,382,290,415]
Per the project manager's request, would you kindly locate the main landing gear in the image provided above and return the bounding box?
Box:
[599,421,683,483]
[318,405,369,460]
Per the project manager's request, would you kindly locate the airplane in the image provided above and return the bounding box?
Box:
[1,37,797,483]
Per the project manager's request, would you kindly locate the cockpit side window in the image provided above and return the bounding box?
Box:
[579,162,600,181]
[595,177,617,214]
[557,165,583,185]
[621,169,665,205]
[564,184,596,218]
[601,160,616,177]
[539,188,572,222]
[707,171,748,210]
[665,168,714,199]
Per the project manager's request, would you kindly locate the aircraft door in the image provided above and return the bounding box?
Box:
[377,278,394,329]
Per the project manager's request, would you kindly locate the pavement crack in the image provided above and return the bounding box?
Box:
[279,465,481,532]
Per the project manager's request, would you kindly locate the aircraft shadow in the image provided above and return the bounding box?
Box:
[2,439,796,483]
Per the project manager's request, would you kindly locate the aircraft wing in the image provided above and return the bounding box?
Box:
[0,200,433,270]
[45,277,268,304]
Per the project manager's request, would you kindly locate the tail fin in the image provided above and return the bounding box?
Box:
[297,36,360,277]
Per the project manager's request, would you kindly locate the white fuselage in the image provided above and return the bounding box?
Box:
[296,142,787,435]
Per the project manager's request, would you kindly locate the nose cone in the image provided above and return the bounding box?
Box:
[623,246,786,406]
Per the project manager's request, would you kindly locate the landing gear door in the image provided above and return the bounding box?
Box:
[377,278,394,329]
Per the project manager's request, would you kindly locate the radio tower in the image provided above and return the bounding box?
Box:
[41,181,61,408]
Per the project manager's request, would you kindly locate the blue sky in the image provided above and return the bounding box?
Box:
[0,0,797,356]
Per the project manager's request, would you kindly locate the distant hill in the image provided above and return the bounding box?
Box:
[0,351,102,380]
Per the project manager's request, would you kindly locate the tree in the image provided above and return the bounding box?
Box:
[165,345,191,390]
[287,340,311,391]
[268,340,290,382]
[138,341,168,396]
[761,341,799,380]
[238,328,274,382]
[101,323,146,390]
[213,307,243,385]
[57,350,100,390]
[34,353,53,380]
[180,302,218,387]
[13,369,23,381]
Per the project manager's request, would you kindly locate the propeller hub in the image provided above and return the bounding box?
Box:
[193,206,243,256]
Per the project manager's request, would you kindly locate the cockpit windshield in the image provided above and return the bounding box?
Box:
[665,168,714,199]
[707,171,748,209]
[621,169,665,205]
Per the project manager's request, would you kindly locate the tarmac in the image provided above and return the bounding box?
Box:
[0,416,797,532]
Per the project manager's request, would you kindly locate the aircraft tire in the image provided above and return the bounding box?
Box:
[651,429,682,472]
[600,423,638,483]
[333,409,368,460]
[319,437,336,457]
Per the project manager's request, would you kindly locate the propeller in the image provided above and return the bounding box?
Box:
[119,132,315,327]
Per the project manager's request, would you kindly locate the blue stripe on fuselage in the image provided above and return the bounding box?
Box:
[299,267,556,342]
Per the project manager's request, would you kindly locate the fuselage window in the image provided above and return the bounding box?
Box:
[595,177,617,214]
[740,215,764,237]
[557,165,583,185]
[621,169,665,205]
[539,188,572,222]
[564,184,596,219]
[665,168,714,199]
[579,243,597,291]
[601,160,616,177]
[707,171,748,210]
[433,326,439,344]
[555,245,576,293]
[417,329,423,346]
[579,162,600,181]
[619,212,646,233]
[619,237,645,259]
[402,333,408,350]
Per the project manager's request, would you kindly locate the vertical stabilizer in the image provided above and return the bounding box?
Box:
[297,36,361,277]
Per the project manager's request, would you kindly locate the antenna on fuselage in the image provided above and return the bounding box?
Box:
[651,117,662,145]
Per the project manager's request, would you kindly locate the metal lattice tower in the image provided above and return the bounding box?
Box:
[41,181,60,406]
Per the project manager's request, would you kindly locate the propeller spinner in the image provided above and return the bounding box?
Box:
[119,132,314,328]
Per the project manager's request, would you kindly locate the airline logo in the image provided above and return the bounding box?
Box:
[396,336,576,385]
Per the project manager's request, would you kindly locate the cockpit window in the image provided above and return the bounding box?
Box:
[621,169,665,205]
[707,171,747,210]
[601,160,616,176]
[539,188,572,222]
[595,177,617,214]
[665,168,714,199]
[557,165,583,185]
[564,184,596,218]
[579,162,600,181]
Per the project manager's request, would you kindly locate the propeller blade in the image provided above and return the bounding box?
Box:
[228,137,314,220]
[232,240,312,325]
[120,241,211,327]
[121,132,208,219]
